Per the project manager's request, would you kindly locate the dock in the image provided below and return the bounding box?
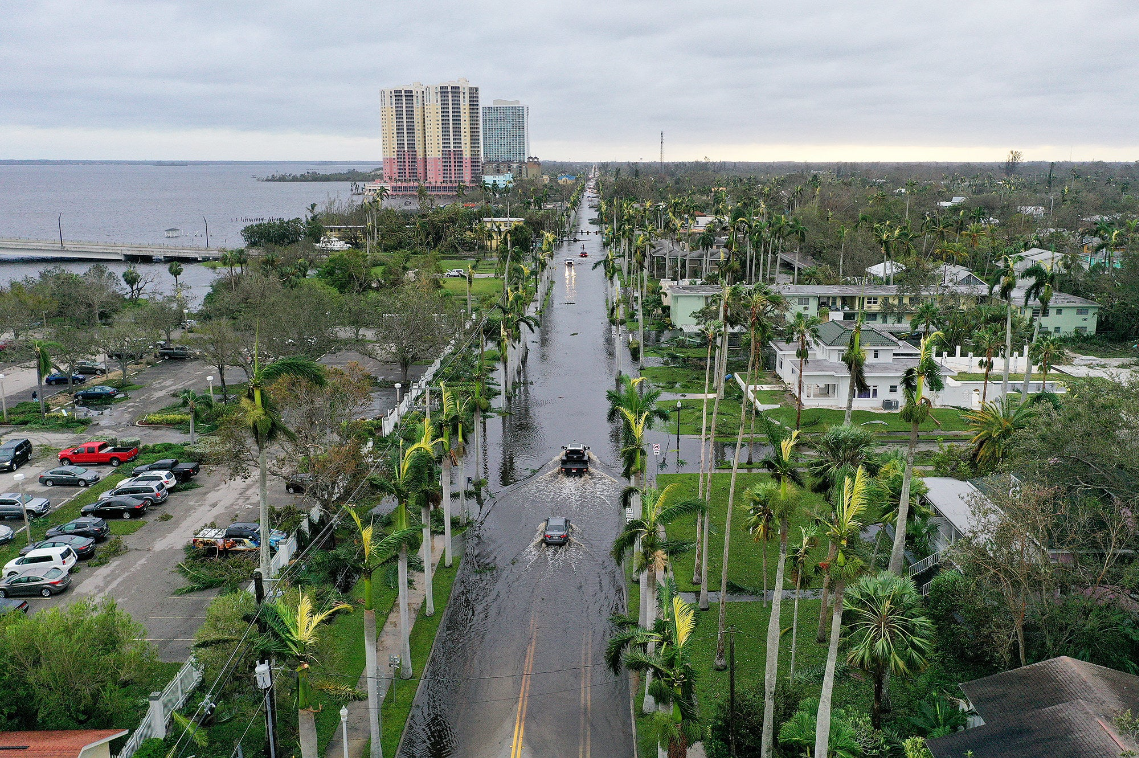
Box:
[0,238,225,262]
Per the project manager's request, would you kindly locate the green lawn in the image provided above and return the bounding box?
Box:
[437,258,497,273]
[440,277,502,298]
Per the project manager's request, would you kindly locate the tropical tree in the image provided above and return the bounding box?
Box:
[178,389,213,445]
[807,423,877,499]
[844,571,935,729]
[757,428,804,758]
[841,319,868,426]
[987,253,1021,398]
[606,582,702,758]
[31,340,51,417]
[963,397,1037,468]
[236,348,326,580]
[1020,259,1062,398]
[345,510,417,758]
[256,591,351,758]
[613,484,704,710]
[788,525,819,682]
[167,261,184,291]
[889,333,943,576]
[909,301,941,338]
[789,312,822,429]
[971,327,1003,405]
[1029,333,1067,390]
[607,375,671,445]
[815,467,869,758]
[744,485,775,603]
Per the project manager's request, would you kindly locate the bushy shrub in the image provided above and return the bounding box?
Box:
[705,679,805,758]
[140,413,192,426]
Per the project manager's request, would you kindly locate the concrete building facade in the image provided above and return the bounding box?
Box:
[481,99,529,163]
[380,78,482,195]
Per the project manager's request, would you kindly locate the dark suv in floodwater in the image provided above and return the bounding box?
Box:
[543,517,570,546]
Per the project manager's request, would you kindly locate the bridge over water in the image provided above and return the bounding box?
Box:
[0,238,224,262]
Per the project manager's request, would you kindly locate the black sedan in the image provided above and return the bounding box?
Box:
[0,597,29,614]
[0,567,71,598]
[81,496,148,519]
[75,361,107,376]
[73,385,119,403]
[45,372,87,386]
[38,466,101,488]
[19,535,96,559]
[46,517,110,542]
[132,458,199,482]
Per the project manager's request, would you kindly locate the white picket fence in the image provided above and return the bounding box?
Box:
[115,657,202,758]
[380,319,476,436]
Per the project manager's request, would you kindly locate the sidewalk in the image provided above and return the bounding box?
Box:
[324,533,445,758]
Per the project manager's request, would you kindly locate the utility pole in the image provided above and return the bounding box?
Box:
[254,571,279,758]
[660,132,664,171]
[204,217,210,248]
[58,214,63,249]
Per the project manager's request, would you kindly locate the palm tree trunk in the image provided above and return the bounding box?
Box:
[1020,329,1034,401]
[643,563,658,712]
[761,525,790,758]
[442,458,453,567]
[364,606,383,758]
[397,544,412,679]
[694,337,715,585]
[701,329,729,611]
[638,266,645,369]
[844,363,856,425]
[421,505,434,615]
[816,541,836,643]
[1002,305,1012,398]
[789,571,802,680]
[814,577,846,758]
[796,355,806,430]
[888,421,920,575]
[982,361,991,404]
[714,348,752,669]
[189,410,196,444]
[258,445,271,580]
[762,539,769,606]
[458,454,467,525]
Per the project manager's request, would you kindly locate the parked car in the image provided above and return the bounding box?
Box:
[0,524,13,544]
[44,372,87,386]
[155,342,192,360]
[46,517,109,542]
[543,516,570,546]
[444,268,466,278]
[132,458,200,482]
[75,360,108,376]
[130,470,176,489]
[58,441,139,467]
[4,546,77,578]
[0,567,71,598]
[82,495,149,519]
[192,523,288,553]
[218,522,288,548]
[19,535,96,560]
[73,385,120,403]
[0,438,32,471]
[0,493,50,519]
[285,473,313,494]
[0,597,30,613]
[38,466,101,488]
[98,480,167,505]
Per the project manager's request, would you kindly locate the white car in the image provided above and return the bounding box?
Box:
[130,471,177,489]
[444,269,466,278]
[4,545,77,578]
[0,524,13,545]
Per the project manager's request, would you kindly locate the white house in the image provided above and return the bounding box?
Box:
[771,320,932,410]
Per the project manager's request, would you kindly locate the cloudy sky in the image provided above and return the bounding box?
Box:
[3,0,1137,161]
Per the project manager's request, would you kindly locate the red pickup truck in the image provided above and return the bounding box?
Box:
[58,441,140,468]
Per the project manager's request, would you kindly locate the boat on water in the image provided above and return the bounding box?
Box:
[164,228,182,238]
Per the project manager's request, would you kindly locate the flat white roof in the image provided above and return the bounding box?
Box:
[923,477,982,535]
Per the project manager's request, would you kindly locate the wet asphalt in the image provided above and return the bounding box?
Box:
[398,191,636,757]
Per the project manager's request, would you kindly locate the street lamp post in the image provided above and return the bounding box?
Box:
[339,706,349,758]
[255,661,278,758]
[13,473,28,547]
[0,373,7,423]
[207,375,214,398]
[675,400,682,462]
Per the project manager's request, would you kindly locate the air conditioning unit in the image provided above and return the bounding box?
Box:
[882,399,899,410]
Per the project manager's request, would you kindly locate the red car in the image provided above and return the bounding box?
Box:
[578,251,588,258]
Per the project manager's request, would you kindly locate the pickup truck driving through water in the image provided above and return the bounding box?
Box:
[58,441,140,467]
[560,444,589,476]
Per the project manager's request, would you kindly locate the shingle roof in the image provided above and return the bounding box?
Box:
[0,731,128,758]
[929,657,1139,758]
[814,320,898,348]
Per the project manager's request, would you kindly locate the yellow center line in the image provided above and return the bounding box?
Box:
[584,629,592,758]
[511,614,538,758]
[579,629,588,758]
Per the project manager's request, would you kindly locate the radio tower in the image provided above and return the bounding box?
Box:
[660,131,664,170]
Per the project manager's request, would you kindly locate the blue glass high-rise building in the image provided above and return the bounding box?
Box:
[481,99,530,164]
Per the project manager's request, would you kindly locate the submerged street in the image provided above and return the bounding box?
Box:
[399,190,635,757]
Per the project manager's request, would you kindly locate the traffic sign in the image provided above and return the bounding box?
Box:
[652,443,660,455]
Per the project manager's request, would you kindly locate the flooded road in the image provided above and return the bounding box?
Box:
[399,188,635,757]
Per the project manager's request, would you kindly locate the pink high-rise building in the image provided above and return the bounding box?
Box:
[380,78,481,196]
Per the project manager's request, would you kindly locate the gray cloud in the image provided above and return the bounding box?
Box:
[2,0,1136,158]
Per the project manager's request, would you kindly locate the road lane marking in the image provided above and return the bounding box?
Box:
[579,628,592,758]
[511,614,538,758]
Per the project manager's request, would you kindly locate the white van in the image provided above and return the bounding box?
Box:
[4,545,77,578]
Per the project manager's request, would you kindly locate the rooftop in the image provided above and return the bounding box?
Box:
[0,731,128,758]
[814,320,899,348]
[922,477,982,536]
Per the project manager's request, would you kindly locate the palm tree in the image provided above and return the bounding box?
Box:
[841,319,868,426]
[607,375,671,445]
[963,397,1037,468]
[807,423,877,499]
[888,333,943,576]
[815,467,869,758]
[178,389,212,445]
[788,525,819,682]
[987,253,1021,399]
[1029,333,1067,390]
[757,428,804,758]
[345,510,418,758]
[909,301,941,338]
[606,581,702,758]
[32,340,51,418]
[971,327,1003,405]
[613,484,704,711]
[789,312,822,429]
[744,485,775,603]
[1020,259,1060,398]
[844,572,935,729]
[257,591,351,758]
[370,427,438,679]
[237,348,326,580]
[693,322,719,588]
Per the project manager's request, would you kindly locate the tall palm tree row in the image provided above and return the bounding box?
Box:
[889,333,944,575]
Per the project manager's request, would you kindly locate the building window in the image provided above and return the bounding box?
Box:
[1032,308,1041,318]
[889,385,898,393]
[857,388,872,398]
[865,297,879,306]
[798,297,809,306]
[779,359,783,370]
[1076,308,1089,315]
[872,386,879,398]
[1054,308,1063,315]
[1075,326,1088,334]
[1054,326,1061,333]
[873,350,880,358]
